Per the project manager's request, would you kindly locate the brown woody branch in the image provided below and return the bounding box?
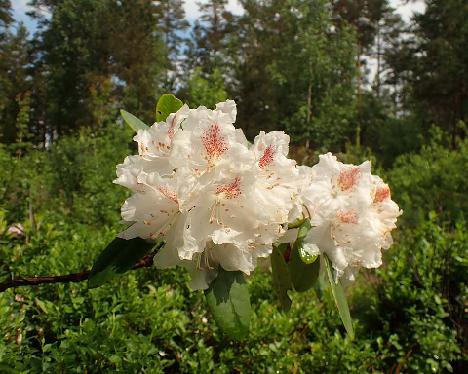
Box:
[0,254,155,293]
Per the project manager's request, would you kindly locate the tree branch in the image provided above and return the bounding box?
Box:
[0,253,155,293]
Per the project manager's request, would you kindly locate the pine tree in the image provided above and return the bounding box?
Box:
[28,0,166,138]
[0,23,31,145]
[234,0,358,150]
[189,0,233,75]
[0,0,12,38]
[157,0,189,91]
[386,0,468,145]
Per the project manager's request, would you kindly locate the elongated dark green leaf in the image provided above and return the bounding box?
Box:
[271,244,293,311]
[323,255,354,339]
[205,268,251,340]
[288,220,319,292]
[289,249,320,292]
[120,109,149,132]
[155,94,183,122]
[88,237,156,288]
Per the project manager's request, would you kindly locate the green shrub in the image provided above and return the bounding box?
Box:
[357,217,465,372]
[0,125,465,372]
[386,137,467,226]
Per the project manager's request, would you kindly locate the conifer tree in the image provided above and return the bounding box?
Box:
[28,0,166,138]
[234,0,358,150]
[189,0,233,75]
[157,0,189,91]
[385,0,468,146]
[0,23,31,145]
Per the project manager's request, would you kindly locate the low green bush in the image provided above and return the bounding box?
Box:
[0,125,465,372]
[386,135,467,226]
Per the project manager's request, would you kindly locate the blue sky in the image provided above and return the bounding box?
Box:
[11,0,426,34]
[11,0,38,31]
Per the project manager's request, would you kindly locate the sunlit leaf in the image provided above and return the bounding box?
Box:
[323,255,354,339]
[298,245,319,264]
[155,94,183,122]
[34,297,48,314]
[120,109,149,132]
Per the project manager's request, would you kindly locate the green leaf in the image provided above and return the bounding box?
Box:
[298,245,319,264]
[88,237,156,288]
[288,220,319,292]
[323,255,354,339]
[288,217,306,229]
[34,297,48,314]
[155,94,183,122]
[205,268,252,340]
[271,244,293,311]
[296,219,311,240]
[120,109,149,132]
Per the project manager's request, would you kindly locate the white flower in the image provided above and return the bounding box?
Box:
[115,101,299,289]
[302,153,372,217]
[117,168,193,241]
[300,153,402,280]
[169,105,250,171]
[115,100,401,289]
[215,99,237,122]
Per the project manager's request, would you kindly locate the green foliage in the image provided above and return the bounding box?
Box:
[353,93,423,166]
[1,0,467,371]
[22,0,167,138]
[386,133,467,225]
[157,0,190,91]
[270,244,293,311]
[187,0,232,76]
[0,212,464,371]
[88,238,157,288]
[205,268,252,340]
[358,217,466,372]
[120,109,149,132]
[323,256,354,339]
[288,220,320,292]
[0,124,132,225]
[185,67,228,108]
[386,0,468,142]
[271,220,320,309]
[235,0,358,146]
[0,23,30,145]
[155,94,183,122]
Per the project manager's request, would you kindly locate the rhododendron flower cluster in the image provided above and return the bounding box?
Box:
[295,154,402,280]
[114,100,401,289]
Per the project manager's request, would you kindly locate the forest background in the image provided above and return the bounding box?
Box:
[0,0,466,372]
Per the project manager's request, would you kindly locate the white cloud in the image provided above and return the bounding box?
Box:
[184,0,244,21]
[390,0,426,22]
[184,1,425,23]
